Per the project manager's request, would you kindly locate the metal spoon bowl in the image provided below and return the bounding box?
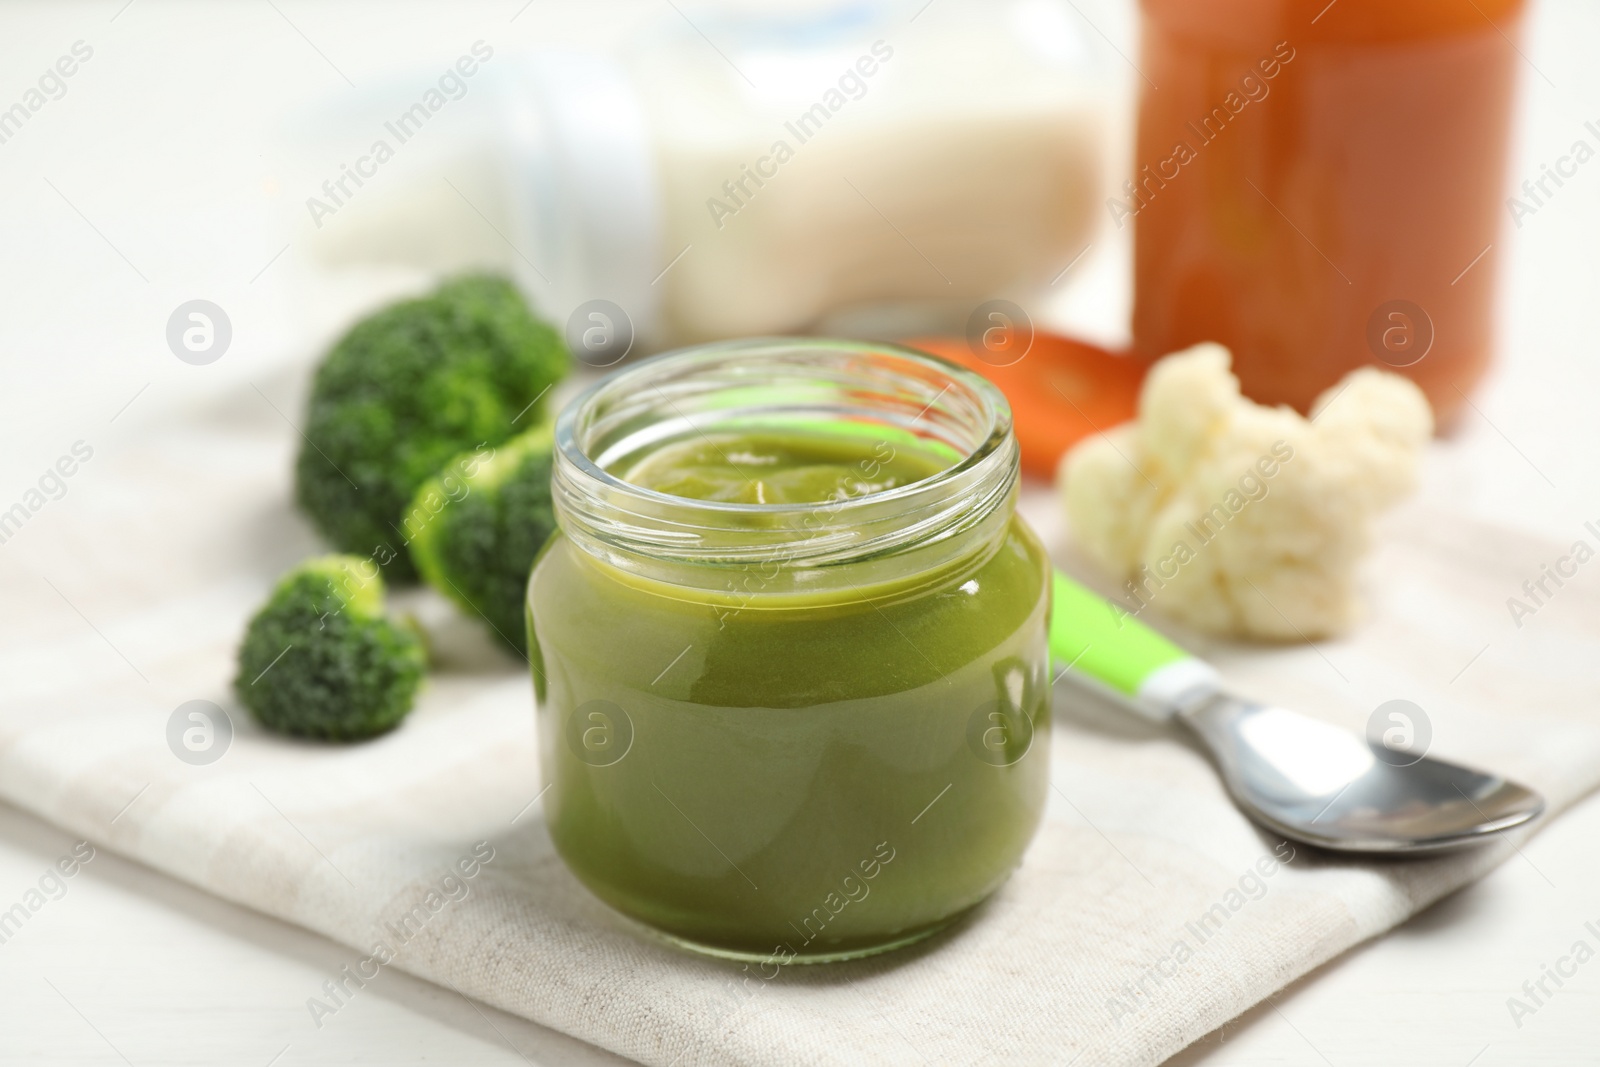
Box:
[1179,693,1545,853]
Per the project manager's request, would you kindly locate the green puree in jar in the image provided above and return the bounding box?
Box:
[528,424,1050,962]
[616,431,943,504]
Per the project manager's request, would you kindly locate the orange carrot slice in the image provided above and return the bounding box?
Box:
[905,332,1145,479]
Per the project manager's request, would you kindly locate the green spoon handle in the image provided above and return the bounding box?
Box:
[1048,569,1221,720]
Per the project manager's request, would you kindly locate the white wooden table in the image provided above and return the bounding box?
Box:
[1,1,1596,1063]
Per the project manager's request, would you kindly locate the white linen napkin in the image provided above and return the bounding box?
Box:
[2,386,1596,1067]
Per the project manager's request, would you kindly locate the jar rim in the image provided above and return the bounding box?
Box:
[551,337,1018,570]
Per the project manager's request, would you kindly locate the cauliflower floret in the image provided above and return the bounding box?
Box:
[1138,342,1238,480]
[1310,367,1434,513]
[1058,345,1433,640]
[1059,425,1163,574]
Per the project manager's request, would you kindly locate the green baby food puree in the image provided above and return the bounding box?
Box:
[528,423,1050,961]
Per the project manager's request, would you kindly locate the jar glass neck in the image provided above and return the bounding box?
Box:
[552,339,1018,594]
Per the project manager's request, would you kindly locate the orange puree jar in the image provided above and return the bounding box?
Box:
[1129,0,1526,425]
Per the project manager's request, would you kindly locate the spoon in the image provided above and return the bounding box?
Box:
[1048,571,1545,853]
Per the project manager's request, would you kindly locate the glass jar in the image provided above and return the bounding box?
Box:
[294,0,1108,353]
[1129,0,1526,425]
[527,339,1051,962]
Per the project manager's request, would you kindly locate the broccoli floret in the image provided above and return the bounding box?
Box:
[295,273,569,581]
[406,426,557,657]
[235,555,427,740]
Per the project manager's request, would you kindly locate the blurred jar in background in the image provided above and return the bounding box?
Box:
[517,0,1106,347]
[305,0,1108,352]
[1128,0,1525,425]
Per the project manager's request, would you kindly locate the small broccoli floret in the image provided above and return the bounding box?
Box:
[295,274,569,581]
[406,426,557,657]
[235,555,427,740]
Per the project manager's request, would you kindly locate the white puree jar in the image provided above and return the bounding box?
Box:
[309,0,1107,351]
